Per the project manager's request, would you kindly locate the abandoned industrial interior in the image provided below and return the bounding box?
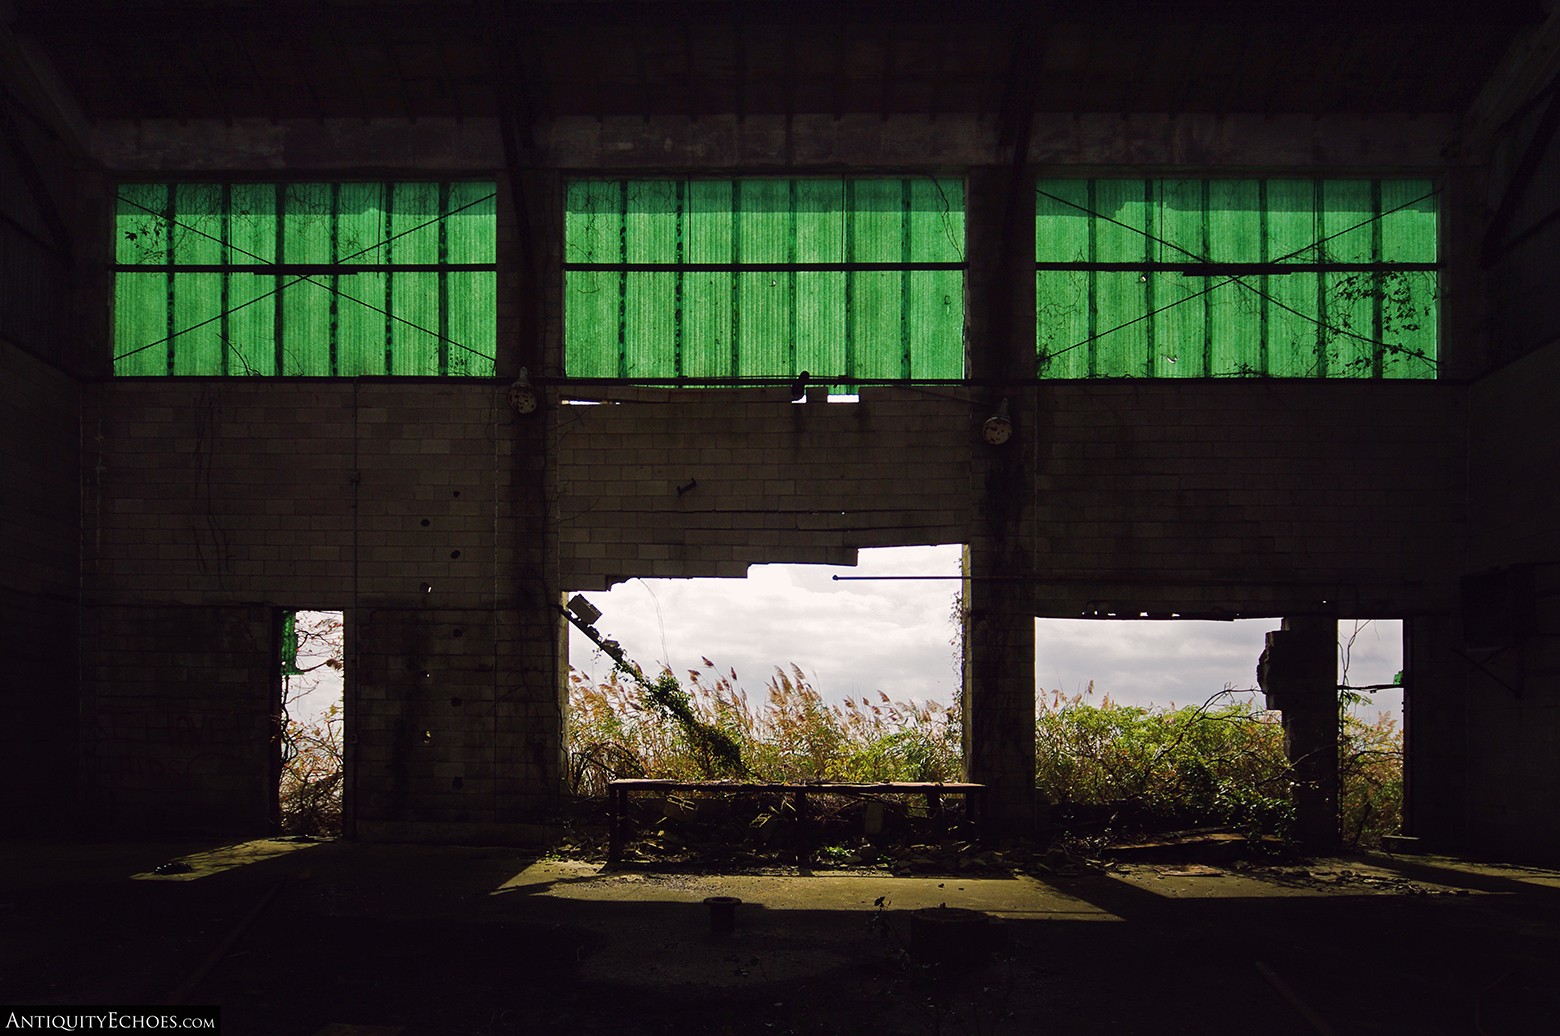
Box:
[3,0,1560,1032]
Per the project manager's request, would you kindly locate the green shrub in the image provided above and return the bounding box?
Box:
[1035,687,1294,835]
[567,661,960,793]
[567,664,1403,847]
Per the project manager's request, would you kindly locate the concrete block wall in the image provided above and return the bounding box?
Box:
[0,340,82,827]
[1028,379,1468,617]
[81,380,526,605]
[351,606,563,841]
[554,386,975,589]
[79,604,276,834]
[80,378,562,838]
[554,379,1468,615]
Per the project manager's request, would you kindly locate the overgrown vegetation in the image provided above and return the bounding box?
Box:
[568,664,1404,849]
[1034,687,1402,846]
[569,660,962,794]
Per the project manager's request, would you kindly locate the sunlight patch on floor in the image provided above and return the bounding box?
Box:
[130,838,321,881]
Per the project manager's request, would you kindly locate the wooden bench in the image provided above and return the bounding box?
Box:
[606,779,986,863]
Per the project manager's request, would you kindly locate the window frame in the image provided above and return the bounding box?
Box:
[111,180,498,377]
[562,176,968,388]
[1034,177,1441,380]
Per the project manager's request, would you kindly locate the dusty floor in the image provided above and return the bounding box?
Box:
[2,837,1558,1035]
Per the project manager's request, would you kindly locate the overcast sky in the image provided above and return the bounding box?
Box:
[566,544,1405,723]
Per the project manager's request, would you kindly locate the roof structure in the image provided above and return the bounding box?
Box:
[6,0,1544,125]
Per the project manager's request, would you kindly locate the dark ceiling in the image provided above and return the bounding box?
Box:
[6,1,1547,125]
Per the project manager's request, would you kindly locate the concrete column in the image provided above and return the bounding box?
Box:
[961,164,1038,839]
[962,545,1037,837]
[1403,613,1468,850]
[1258,616,1339,850]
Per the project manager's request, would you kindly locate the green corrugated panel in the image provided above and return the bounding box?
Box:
[1199,181,1264,378]
[227,183,279,375]
[564,177,965,385]
[1261,180,1320,377]
[1036,177,1438,379]
[169,185,222,375]
[685,181,733,380]
[113,181,495,377]
[1035,180,1090,378]
[1320,180,1375,378]
[113,273,166,375]
[1378,180,1437,379]
[281,185,330,375]
[794,181,847,381]
[389,183,440,376]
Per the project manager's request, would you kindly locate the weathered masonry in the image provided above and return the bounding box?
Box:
[2,1,1558,861]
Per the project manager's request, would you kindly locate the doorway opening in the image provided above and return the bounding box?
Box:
[563,545,966,794]
[278,609,346,837]
[1031,616,1403,847]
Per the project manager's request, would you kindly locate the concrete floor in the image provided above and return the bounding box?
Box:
[2,838,1558,1035]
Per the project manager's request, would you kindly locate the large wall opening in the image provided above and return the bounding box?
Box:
[278,609,346,837]
[564,545,965,792]
[1032,616,1404,847]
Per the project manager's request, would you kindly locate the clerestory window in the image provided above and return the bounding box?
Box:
[1036,179,1438,379]
[563,178,965,387]
[113,182,496,376]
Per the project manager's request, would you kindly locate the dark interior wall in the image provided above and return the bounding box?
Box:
[0,340,80,827]
[78,603,276,834]
[556,386,974,588]
[81,380,559,839]
[555,380,1468,617]
[0,96,82,829]
[1028,379,1467,617]
[1484,91,1560,369]
[1416,72,1560,862]
[1460,341,1560,861]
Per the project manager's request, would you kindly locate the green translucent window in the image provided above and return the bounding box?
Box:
[564,178,965,385]
[113,182,496,376]
[1036,179,1438,379]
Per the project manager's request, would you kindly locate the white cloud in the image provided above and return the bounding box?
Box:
[568,545,964,704]
[565,549,1404,725]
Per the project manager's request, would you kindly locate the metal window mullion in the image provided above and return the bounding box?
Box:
[844,178,855,385]
[730,180,742,381]
[617,180,628,379]
[220,182,231,375]
[438,182,450,375]
[900,178,912,378]
[1142,179,1155,377]
[1371,179,1384,378]
[787,179,798,378]
[674,180,685,381]
[1201,179,1212,377]
[1314,179,1327,377]
[165,184,176,374]
[383,182,394,374]
[1086,180,1097,378]
[274,183,285,376]
[330,182,341,377]
[1259,180,1270,376]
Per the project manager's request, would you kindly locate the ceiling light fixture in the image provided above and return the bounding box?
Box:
[507,367,537,414]
[982,399,1012,445]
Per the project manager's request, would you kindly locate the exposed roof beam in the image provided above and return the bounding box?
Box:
[0,11,91,154]
[1464,0,1560,152]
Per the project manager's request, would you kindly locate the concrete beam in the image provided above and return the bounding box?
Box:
[0,7,91,158]
[540,112,1461,172]
[1462,1,1560,156]
[88,110,1461,175]
[90,117,504,172]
